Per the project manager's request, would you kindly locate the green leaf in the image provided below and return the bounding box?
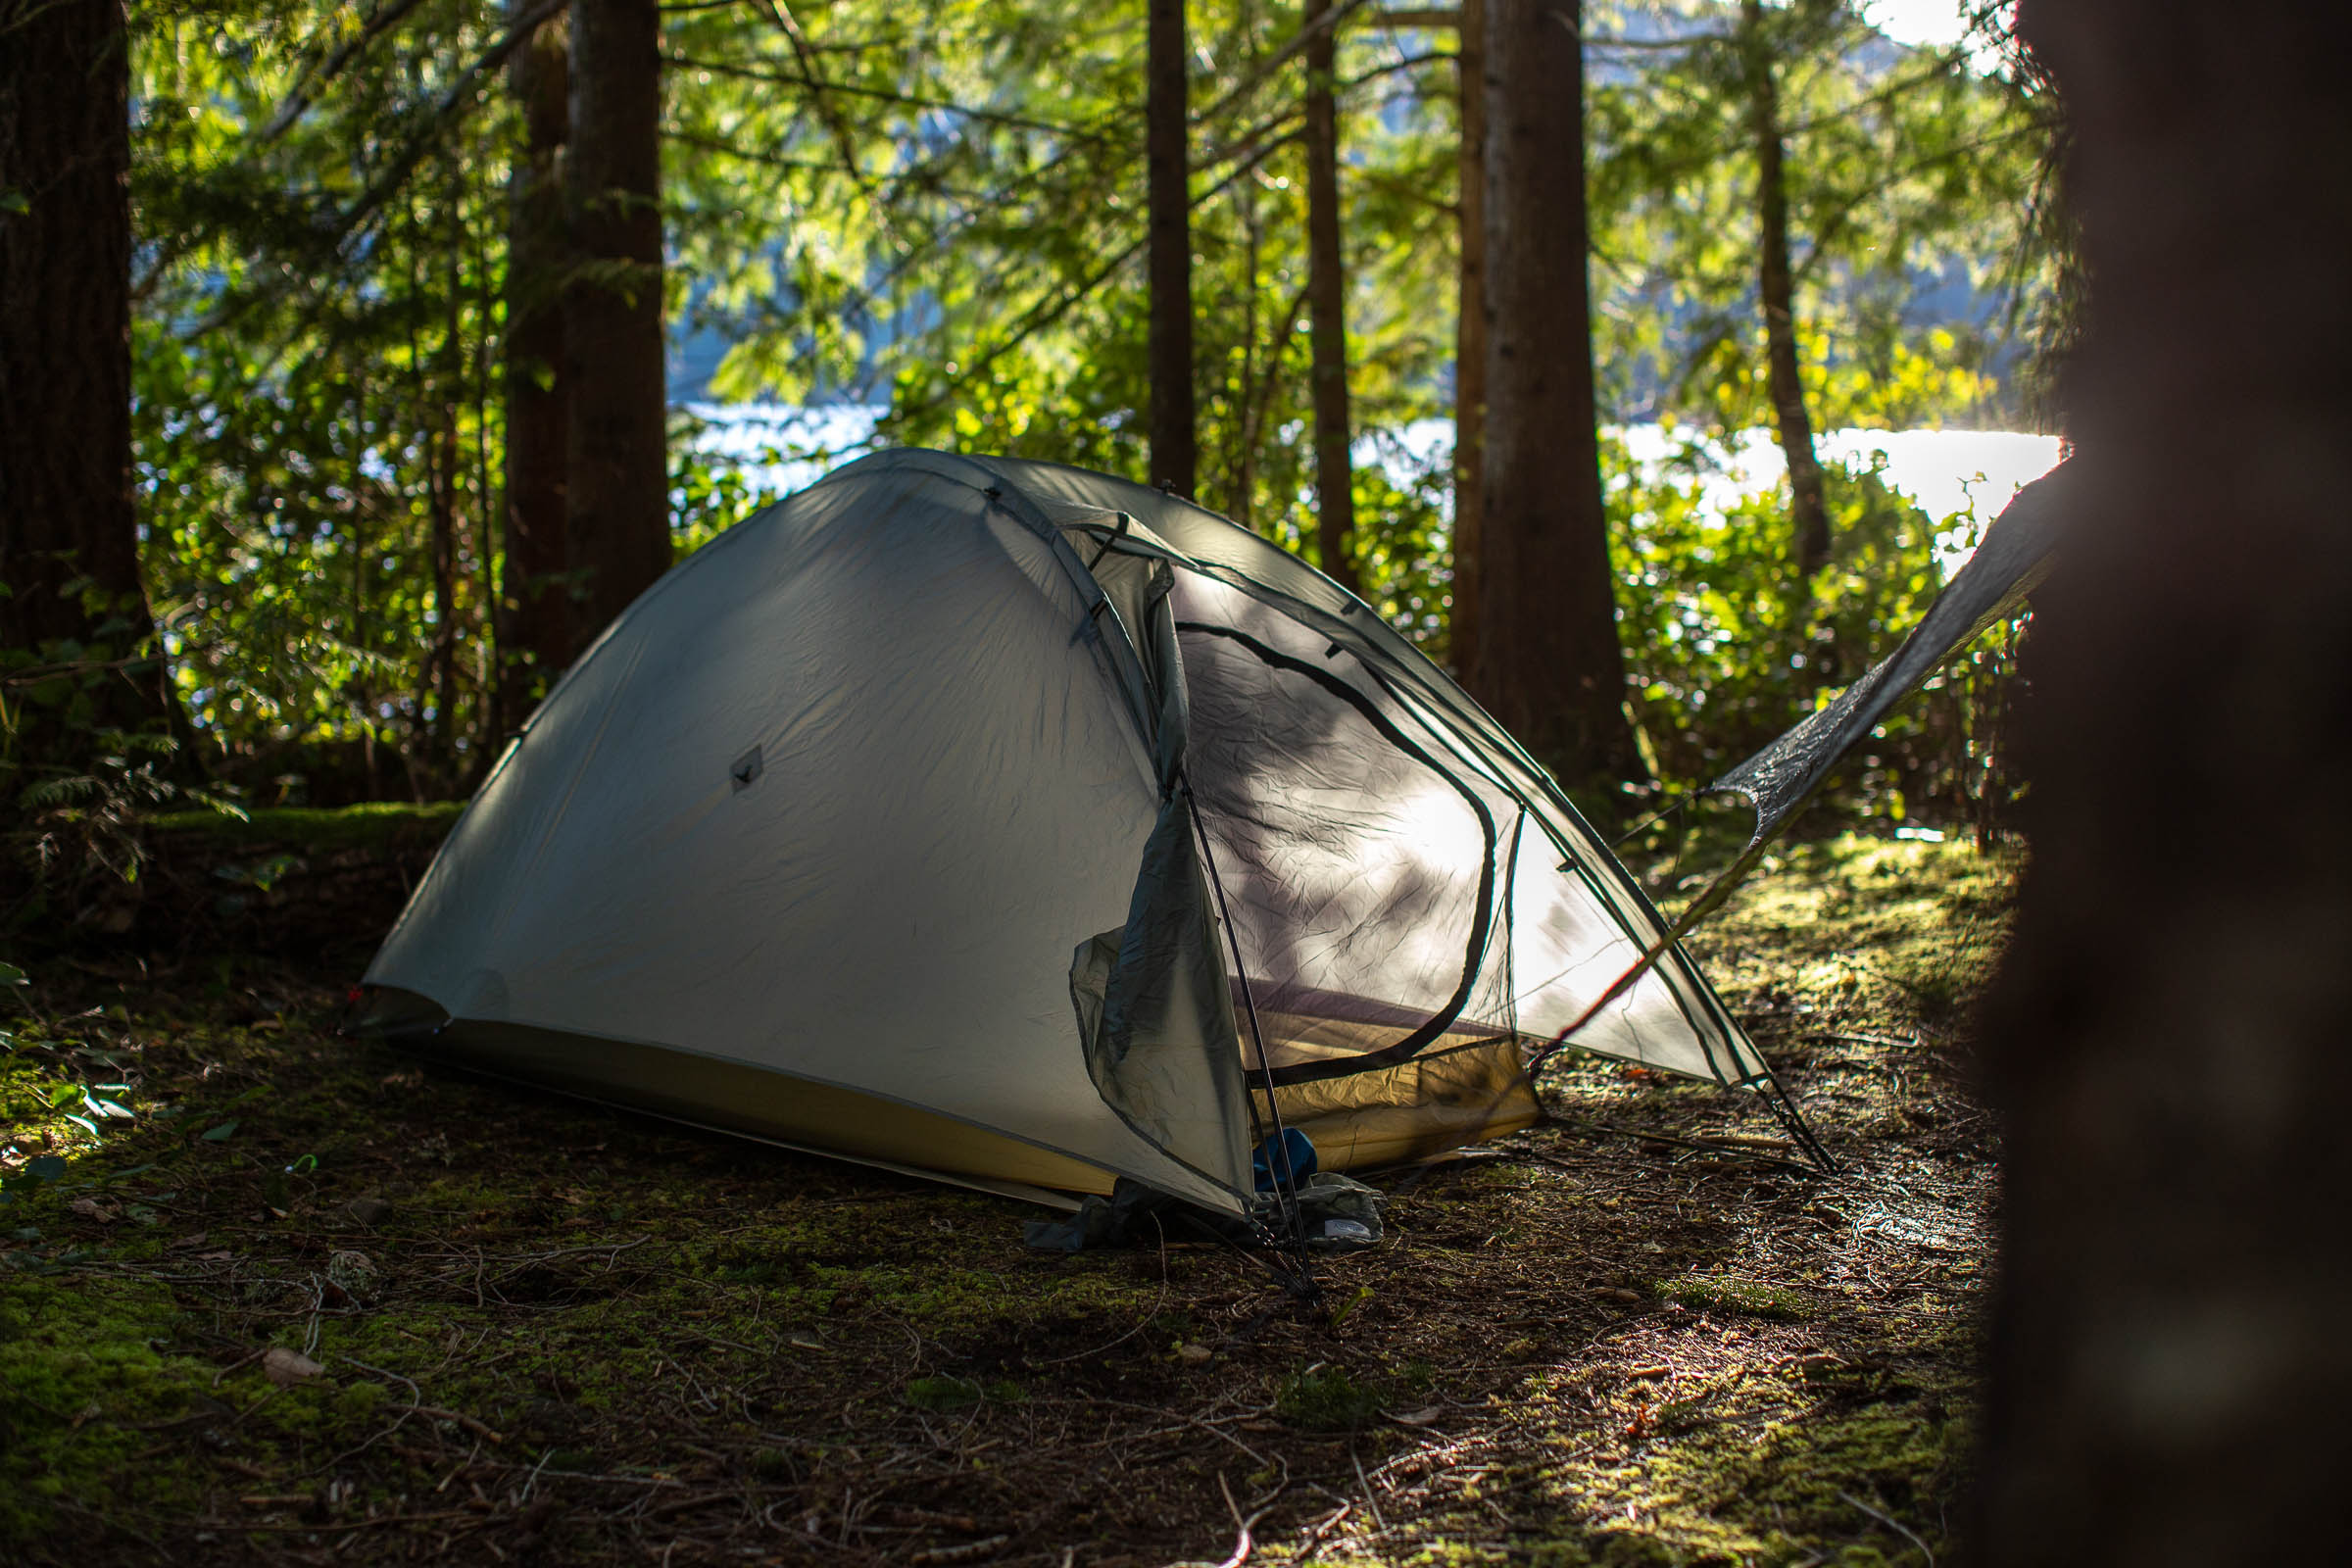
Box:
[0,962,25,986]
[201,1119,240,1142]
[26,1155,69,1182]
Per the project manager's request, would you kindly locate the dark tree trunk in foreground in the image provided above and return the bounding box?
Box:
[502,5,572,727]
[1301,0,1360,596]
[0,0,172,742]
[564,0,669,657]
[1471,0,1641,798]
[1979,4,2352,1562]
[1145,0,1196,496]
[1740,0,1828,580]
[1449,0,1487,677]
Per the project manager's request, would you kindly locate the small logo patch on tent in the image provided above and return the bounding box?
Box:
[731,746,763,791]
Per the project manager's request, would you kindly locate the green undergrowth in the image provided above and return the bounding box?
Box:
[1652,1272,1816,1322]
[1275,1364,1389,1431]
[1,821,2012,1564]
[1689,831,2021,1027]
[143,801,466,853]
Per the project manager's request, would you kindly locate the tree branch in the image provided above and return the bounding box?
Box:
[888,133,1302,427]
[322,0,571,257]
[1193,0,1376,129]
[663,52,1116,141]
[259,0,435,145]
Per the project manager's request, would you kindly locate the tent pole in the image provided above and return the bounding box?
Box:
[1754,1071,1838,1174]
[1181,772,1315,1269]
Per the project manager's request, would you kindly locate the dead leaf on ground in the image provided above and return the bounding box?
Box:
[262,1348,325,1385]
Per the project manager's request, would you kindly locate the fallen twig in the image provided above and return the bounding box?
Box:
[1839,1491,1936,1565]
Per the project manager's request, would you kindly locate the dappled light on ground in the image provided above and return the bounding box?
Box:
[1,834,2003,1565]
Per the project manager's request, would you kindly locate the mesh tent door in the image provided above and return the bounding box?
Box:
[1170,570,1765,1168]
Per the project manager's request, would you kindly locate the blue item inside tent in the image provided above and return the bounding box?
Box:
[1252,1128,1316,1193]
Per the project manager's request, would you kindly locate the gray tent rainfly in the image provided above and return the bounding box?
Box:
[352,450,1787,1220]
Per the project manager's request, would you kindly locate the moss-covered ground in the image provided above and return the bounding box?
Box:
[1,826,2011,1566]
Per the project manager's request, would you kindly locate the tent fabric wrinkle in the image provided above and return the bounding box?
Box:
[357,448,1783,1216]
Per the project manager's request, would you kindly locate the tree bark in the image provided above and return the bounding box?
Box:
[564,0,669,657]
[1470,0,1641,800]
[1740,0,1828,580]
[1978,3,2352,1562]
[1301,0,1360,596]
[0,0,172,743]
[1145,0,1197,496]
[502,7,572,728]
[1449,0,1486,677]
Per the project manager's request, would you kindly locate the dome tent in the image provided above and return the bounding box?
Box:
[352,449,1781,1218]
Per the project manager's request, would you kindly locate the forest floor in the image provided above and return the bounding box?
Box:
[1,818,2013,1567]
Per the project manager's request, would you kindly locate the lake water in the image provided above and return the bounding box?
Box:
[689,404,2062,574]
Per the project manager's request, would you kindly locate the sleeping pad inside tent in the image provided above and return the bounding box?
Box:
[350,449,1777,1221]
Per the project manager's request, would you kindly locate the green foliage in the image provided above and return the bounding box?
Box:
[0,604,247,928]
[1276,1363,1387,1430]
[1588,0,2048,433]
[102,0,2050,814]
[1653,1272,1815,1321]
[1612,434,2027,823]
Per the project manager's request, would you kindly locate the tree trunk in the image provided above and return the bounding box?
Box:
[0,0,172,745]
[1301,0,1360,597]
[1449,0,1487,677]
[501,5,571,730]
[564,0,669,657]
[1978,3,2352,1562]
[1470,0,1641,801]
[1145,0,1196,496]
[429,163,464,780]
[1741,0,1828,580]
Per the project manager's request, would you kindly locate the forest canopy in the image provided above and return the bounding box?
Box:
[8,0,2057,844]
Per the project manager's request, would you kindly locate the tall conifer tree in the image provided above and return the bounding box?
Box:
[1980,1,2352,1556]
[1145,0,1197,495]
[1301,0,1359,594]
[1472,0,1640,797]
[0,0,172,743]
[564,0,669,654]
[502,4,573,723]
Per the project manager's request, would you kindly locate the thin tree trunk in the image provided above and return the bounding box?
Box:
[1232,171,1260,530]
[1449,0,1486,677]
[1741,0,1828,579]
[1979,2,2352,1561]
[501,3,571,729]
[1301,0,1360,596]
[1471,0,1641,801]
[564,0,669,657]
[429,158,464,781]
[0,0,172,745]
[1146,0,1197,496]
